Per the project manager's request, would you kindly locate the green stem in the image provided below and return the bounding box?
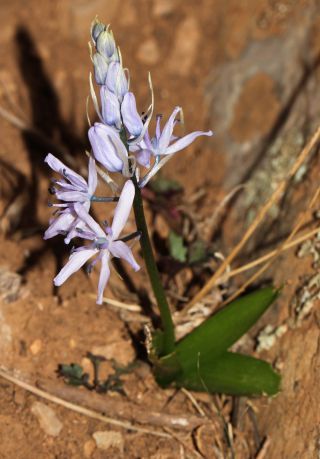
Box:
[131,175,175,355]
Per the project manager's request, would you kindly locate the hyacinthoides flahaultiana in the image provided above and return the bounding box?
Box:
[45,19,280,396]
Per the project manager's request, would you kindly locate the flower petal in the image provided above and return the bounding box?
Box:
[100,86,121,129]
[74,202,106,238]
[88,123,124,172]
[45,153,87,189]
[121,92,143,137]
[109,240,140,271]
[44,211,75,240]
[55,191,88,202]
[88,157,98,196]
[54,248,98,286]
[111,180,135,239]
[96,252,111,304]
[158,107,181,153]
[135,149,151,168]
[164,130,213,155]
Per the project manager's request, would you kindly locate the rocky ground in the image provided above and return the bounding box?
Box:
[0,0,319,457]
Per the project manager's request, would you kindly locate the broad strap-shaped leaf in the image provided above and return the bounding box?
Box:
[175,287,279,373]
[174,351,281,396]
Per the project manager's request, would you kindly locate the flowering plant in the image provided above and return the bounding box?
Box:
[45,19,280,396]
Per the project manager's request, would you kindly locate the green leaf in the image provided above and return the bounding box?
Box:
[150,176,182,194]
[175,287,279,373]
[168,231,187,263]
[174,351,281,396]
[58,363,84,386]
[188,239,208,264]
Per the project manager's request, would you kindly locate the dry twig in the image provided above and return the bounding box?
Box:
[39,379,209,432]
[221,186,320,306]
[186,124,320,310]
[0,367,171,438]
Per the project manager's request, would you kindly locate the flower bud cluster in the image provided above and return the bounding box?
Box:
[88,19,213,187]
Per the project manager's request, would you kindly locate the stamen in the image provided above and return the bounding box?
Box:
[48,186,56,195]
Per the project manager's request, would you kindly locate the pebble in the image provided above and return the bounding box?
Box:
[0,267,22,303]
[92,431,124,453]
[30,339,42,355]
[137,38,160,65]
[31,401,63,437]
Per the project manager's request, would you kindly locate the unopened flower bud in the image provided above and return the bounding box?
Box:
[121,92,143,137]
[88,122,127,173]
[96,29,117,60]
[100,86,121,129]
[91,19,105,44]
[106,62,128,101]
[92,53,108,85]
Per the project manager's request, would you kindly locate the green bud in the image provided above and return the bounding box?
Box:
[96,29,117,59]
[91,18,106,44]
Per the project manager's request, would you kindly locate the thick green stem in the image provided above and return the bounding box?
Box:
[131,175,175,355]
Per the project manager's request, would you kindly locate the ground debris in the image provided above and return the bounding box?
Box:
[31,401,63,437]
[256,324,288,352]
[92,430,124,454]
[293,272,320,324]
[0,266,22,303]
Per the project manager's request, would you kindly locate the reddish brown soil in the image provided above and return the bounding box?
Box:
[0,0,319,458]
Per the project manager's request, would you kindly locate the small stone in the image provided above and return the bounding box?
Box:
[31,401,63,437]
[0,267,22,303]
[92,431,124,453]
[84,439,96,458]
[137,38,160,65]
[30,339,42,355]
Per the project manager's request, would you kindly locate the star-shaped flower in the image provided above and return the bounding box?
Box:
[44,153,97,244]
[54,180,140,304]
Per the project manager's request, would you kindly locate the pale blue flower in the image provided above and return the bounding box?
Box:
[132,107,213,185]
[54,181,139,304]
[44,154,97,244]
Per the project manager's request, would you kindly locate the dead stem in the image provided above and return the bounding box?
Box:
[220,225,320,283]
[221,186,320,306]
[255,437,271,459]
[187,124,320,310]
[181,388,206,417]
[0,367,171,438]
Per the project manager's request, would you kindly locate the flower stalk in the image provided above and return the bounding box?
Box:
[131,174,175,355]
